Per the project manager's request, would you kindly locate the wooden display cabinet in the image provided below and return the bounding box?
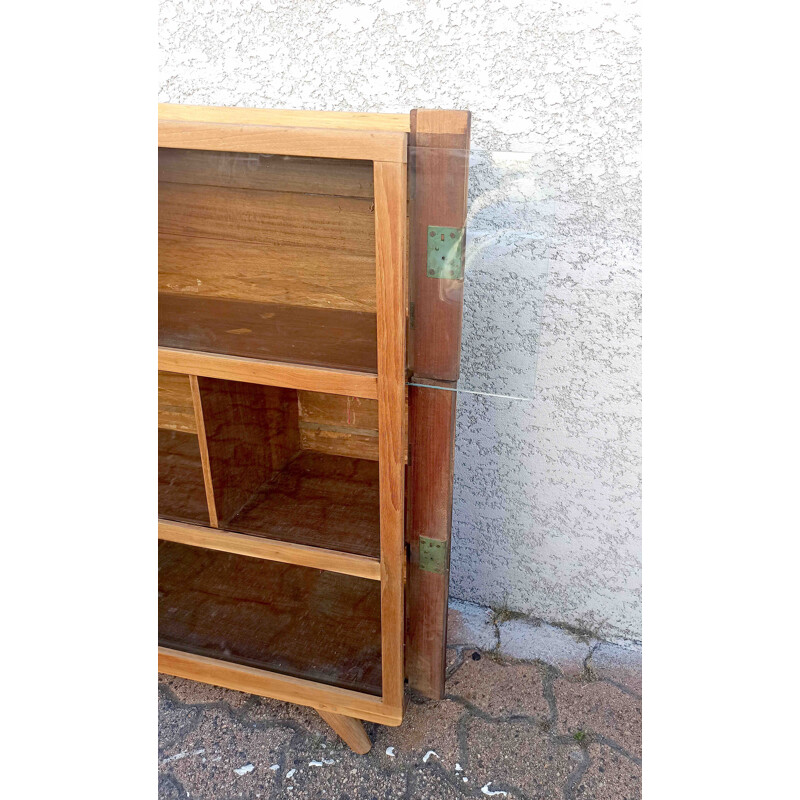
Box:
[158,104,470,752]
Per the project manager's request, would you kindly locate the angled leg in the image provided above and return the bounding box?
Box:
[317,710,371,754]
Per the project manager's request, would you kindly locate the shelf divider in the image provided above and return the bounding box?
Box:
[158,519,381,581]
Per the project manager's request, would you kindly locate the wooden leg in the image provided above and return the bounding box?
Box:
[317,709,372,754]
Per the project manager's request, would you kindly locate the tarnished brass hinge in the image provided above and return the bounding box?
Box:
[426,225,465,280]
[419,536,447,574]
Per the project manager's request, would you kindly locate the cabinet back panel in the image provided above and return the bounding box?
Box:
[159,147,374,197]
[158,149,376,312]
[198,378,301,526]
[297,391,379,462]
[158,371,196,433]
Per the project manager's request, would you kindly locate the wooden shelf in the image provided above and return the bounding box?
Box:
[158,540,382,695]
[223,451,380,559]
[158,430,210,526]
[158,520,380,580]
[159,293,378,373]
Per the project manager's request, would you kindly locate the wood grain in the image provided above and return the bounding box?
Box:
[159,541,382,694]
[158,120,407,163]
[159,648,402,726]
[198,378,299,526]
[409,109,471,380]
[374,160,408,710]
[159,103,410,133]
[189,375,218,527]
[158,294,378,374]
[158,519,380,580]
[159,147,375,198]
[158,429,210,526]
[223,451,381,560]
[297,391,379,461]
[158,180,374,255]
[158,371,196,433]
[405,382,457,699]
[317,710,372,754]
[159,234,376,313]
[158,346,379,400]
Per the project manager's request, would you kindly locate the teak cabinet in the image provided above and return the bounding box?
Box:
[158,103,470,752]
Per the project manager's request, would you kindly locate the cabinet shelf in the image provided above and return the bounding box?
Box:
[223,450,380,559]
[159,293,378,374]
[158,540,382,695]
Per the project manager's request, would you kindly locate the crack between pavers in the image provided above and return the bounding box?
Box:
[562,745,590,800]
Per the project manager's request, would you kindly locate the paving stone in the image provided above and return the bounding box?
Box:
[237,693,331,739]
[158,684,203,752]
[370,697,465,767]
[278,758,409,800]
[553,679,641,759]
[407,768,468,799]
[591,642,642,694]
[463,715,576,799]
[159,674,252,708]
[498,618,596,675]
[158,701,295,800]
[446,652,550,721]
[574,744,642,800]
[447,599,498,650]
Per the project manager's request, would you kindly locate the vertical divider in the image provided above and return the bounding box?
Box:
[374,158,408,713]
[189,374,219,528]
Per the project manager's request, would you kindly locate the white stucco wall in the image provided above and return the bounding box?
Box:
[159,0,642,641]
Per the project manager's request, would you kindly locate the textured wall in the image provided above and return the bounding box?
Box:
[159,0,642,640]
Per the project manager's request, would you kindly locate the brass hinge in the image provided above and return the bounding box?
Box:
[426,226,465,280]
[419,536,447,574]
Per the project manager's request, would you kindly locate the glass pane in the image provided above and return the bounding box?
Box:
[158,147,378,372]
[157,372,381,559]
[159,541,382,695]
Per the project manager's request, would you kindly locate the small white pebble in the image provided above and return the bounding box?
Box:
[455,763,463,772]
[385,746,396,757]
[161,751,189,764]
[234,764,254,776]
[269,765,280,772]
[285,769,296,779]
[464,777,469,783]
[481,783,507,797]
[423,750,439,763]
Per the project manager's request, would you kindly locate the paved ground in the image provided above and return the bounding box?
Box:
[159,601,641,799]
